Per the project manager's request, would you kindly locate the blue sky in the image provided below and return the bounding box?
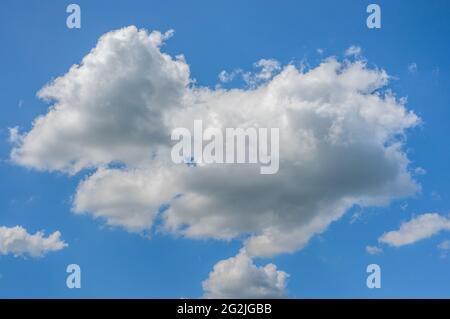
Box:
[1,0,450,298]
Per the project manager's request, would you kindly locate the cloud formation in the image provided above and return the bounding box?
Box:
[10,26,420,257]
[11,27,188,173]
[379,213,450,247]
[73,165,177,231]
[345,45,362,57]
[366,245,383,255]
[0,226,67,258]
[202,250,288,298]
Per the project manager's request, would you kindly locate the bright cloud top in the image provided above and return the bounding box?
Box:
[202,250,288,298]
[10,26,420,258]
[0,226,67,258]
[379,213,450,247]
[10,27,188,173]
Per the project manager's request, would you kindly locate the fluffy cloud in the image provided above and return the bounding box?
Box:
[0,226,67,258]
[73,165,177,231]
[218,69,241,83]
[242,59,281,87]
[11,26,189,174]
[218,58,280,86]
[379,213,450,247]
[164,59,419,257]
[202,250,288,298]
[10,26,420,257]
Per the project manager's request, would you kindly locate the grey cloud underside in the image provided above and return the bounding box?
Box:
[10,26,420,258]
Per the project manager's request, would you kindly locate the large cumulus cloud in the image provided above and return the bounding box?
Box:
[11,27,188,173]
[10,26,420,258]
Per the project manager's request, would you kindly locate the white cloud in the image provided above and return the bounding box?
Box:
[345,45,362,57]
[10,26,189,174]
[165,58,419,257]
[379,213,450,247]
[218,70,233,83]
[202,250,288,298]
[242,58,281,87]
[218,69,242,83]
[8,126,20,144]
[414,167,426,176]
[0,226,67,258]
[11,26,420,257]
[73,165,177,231]
[219,59,281,87]
[366,245,383,255]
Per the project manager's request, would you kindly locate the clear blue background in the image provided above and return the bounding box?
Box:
[0,0,449,298]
